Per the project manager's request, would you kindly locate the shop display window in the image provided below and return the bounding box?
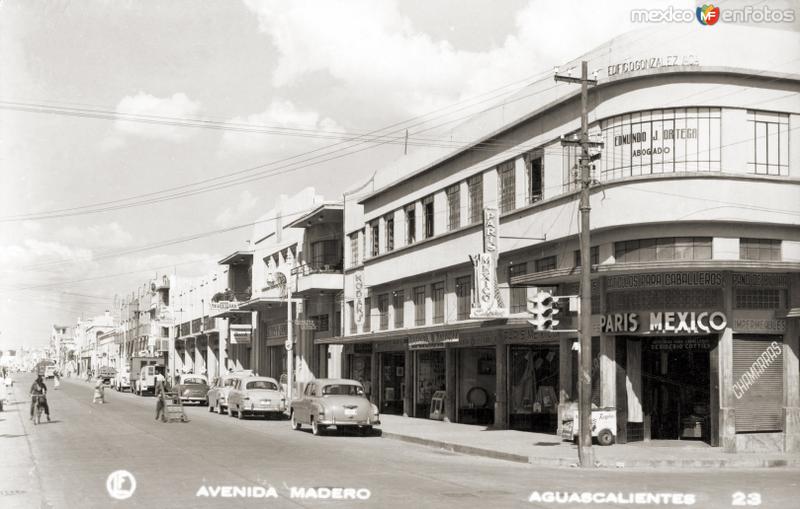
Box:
[415,350,446,417]
[458,348,496,425]
[510,346,561,432]
[349,354,372,399]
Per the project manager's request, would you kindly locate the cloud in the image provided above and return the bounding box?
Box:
[111,92,202,142]
[57,222,134,249]
[0,238,94,271]
[215,189,261,227]
[219,98,343,155]
[241,0,685,116]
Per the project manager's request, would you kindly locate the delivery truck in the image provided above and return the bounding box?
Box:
[129,356,164,396]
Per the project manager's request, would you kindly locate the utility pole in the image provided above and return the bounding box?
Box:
[555,60,602,468]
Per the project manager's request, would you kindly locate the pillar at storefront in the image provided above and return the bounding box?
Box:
[494,336,507,429]
[370,350,379,406]
[219,321,228,374]
[445,348,457,423]
[557,337,574,434]
[404,350,413,417]
[600,334,616,408]
[318,344,329,378]
[719,271,736,452]
[195,337,206,376]
[783,273,800,452]
[207,336,218,380]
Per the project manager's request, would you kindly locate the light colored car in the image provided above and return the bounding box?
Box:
[290,378,380,436]
[207,370,253,414]
[113,369,130,392]
[173,374,210,405]
[227,376,286,419]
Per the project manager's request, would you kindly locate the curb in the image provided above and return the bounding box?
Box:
[379,432,800,469]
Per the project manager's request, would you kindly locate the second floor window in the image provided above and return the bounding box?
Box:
[414,286,425,326]
[349,232,359,267]
[498,160,516,213]
[535,256,557,272]
[740,238,781,261]
[574,246,600,267]
[385,216,394,252]
[310,240,340,270]
[348,301,356,334]
[432,282,445,324]
[370,222,379,257]
[393,290,404,328]
[467,174,483,224]
[615,237,712,263]
[423,196,434,239]
[508,262,528,313]
[455,276,471,320]
[378,294,389,330]
[447,184,460,231]
[363,297,371,332]
[406,206,416,245]
[748,110,789,176]
[527,152,543,204]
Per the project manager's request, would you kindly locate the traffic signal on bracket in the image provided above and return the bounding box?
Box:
[528,291,560,330]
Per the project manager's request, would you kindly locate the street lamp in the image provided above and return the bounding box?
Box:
[273,263,301,410]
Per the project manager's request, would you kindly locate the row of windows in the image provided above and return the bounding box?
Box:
[351,277,473,333]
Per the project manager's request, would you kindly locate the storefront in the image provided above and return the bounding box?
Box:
[380,351,405,415]
[457,347,495,425]
[509,344,559,432]
[345,343,373,401]
[413,349,446,417]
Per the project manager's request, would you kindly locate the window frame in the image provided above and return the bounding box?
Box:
[467,174,483,224]
[455,275,472,321]
[432,281,445,324]
[498,160,516,213]
[385,215,394,252]
[413,285,426,326]
[393,290,405,328]
[446,184,460,231]
[423,196,435,239]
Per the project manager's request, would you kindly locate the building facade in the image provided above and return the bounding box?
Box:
[327,25,800,453]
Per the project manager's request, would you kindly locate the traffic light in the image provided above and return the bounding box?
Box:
[528,291,560,330]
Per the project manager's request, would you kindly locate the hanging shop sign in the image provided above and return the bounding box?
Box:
[355,271,365,328]
[733,318,786,334]
[266,322,288,339]
[483,207,499,255]
[470,206,508,319]
[599,311,727,334]
[230,331,251,345]
[210,301,237,314]
[605,272,723,290]
[408,331,459,350]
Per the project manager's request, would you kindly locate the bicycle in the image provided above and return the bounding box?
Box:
[32,394,45,425]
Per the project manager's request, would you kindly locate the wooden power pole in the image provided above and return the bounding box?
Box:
[555,60,602,468]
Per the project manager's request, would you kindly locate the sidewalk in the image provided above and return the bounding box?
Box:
[377,415,800,469]
[0,380,48,508]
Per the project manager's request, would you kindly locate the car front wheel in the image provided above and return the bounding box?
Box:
[290,411,301,430]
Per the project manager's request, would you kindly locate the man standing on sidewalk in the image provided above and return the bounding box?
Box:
[154,373,168,422]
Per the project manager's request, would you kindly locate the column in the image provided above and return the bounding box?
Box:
[719,271,736,452]
[783,272,800,451]
[207,335,218,380]
[557,337,574,434]
[370,350,379,406]
[404,349,413,417]
[494,335,508,429]
[319,344,329,378]
[219,320,228,374]
[445,348,457,422]
[600,334,616,407]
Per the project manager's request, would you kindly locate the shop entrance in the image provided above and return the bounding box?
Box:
[414,350,446,418]
[642,336,712,442]
[380,352,405,415]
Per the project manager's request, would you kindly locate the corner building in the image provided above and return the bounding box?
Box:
[325,26,800,453]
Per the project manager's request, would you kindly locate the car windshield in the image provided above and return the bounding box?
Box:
[183,378,205,385]
[321,384,364,396]
[246,380,277,391]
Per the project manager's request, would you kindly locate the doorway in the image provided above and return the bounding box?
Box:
[642,336,712,441]
[380,352,405,415]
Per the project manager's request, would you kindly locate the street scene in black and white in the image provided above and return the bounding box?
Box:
[1,1,799,508]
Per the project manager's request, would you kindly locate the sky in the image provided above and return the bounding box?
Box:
[1,0,798,349]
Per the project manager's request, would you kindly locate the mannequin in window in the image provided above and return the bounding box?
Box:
[513,351,536,412]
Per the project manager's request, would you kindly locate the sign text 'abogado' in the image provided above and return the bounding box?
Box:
[600,311,727,334]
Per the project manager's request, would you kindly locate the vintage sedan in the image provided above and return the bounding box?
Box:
[227,376,286,419]
[207,370,253,414]
[174,374,210,405]
[290,378,380,436]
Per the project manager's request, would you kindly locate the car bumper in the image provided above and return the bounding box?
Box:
[318,419,380,427]
[180,396,207,402]
[245,404,286,413]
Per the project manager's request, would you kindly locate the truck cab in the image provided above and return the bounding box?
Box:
[135,364,165,396]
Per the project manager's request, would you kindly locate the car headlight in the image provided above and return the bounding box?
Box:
[371,404,380,421]
[317,406,326,418]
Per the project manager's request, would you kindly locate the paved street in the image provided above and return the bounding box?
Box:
[1,374,799,509]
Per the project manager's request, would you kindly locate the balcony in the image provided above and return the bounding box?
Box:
[293,261,343,295]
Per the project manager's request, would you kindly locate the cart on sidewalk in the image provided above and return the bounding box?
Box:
[561,406,617,446]
[161,391,189,423]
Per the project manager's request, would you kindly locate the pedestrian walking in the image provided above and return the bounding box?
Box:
[54,372,61,390]
[155,376,168,422]
[92,378,105,404]
[0,378,8,412]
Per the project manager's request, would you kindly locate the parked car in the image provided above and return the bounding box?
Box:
[290,378,380,436]
[227,376,286,419]
[207,370,253,414]
[113,369,130,392]
[135,364,165,396]
[173,374,210,405]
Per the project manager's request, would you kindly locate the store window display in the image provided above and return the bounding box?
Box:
[349,354,372,400]
[458,348,496,425]
[509,346,559,432]
[415,350,446,417]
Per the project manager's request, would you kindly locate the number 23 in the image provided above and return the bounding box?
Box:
[732,492,761,506]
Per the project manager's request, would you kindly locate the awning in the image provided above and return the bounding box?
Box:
[315,318,531,345]
[778,308,800,318]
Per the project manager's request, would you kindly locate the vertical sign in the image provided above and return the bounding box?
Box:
[354,271,365,328]
[470,207,508,319]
